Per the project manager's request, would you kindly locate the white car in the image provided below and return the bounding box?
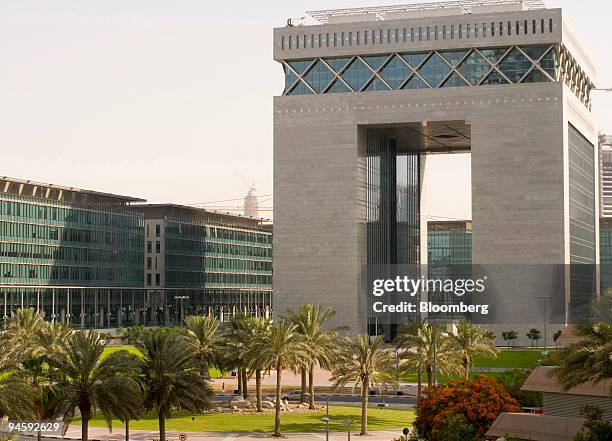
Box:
[282,390,311,401]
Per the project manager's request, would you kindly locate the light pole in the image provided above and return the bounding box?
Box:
[176,295,189,325]
[321,416,331,441]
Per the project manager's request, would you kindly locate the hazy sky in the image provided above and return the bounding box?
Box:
[1,0,611,220]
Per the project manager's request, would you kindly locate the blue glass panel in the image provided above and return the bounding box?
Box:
[479,47,508,64]
[401,53,428,68]
[539,48,556,77]
[326,79,351,93]
[457,51,491,85]
[283,66,298,94]
[401,74,428,89]
[341,58,372,91]
[442,72,469,88]
[379,56,412,89]
[418,53,451,87]
[303,60,334,93]
[325,57,352,73]
[481,70,508,85]
[439,50,469,67]
[288,81,313,95]
[520,45,549,60]
[365,78,390,91]
[363,55,389,70]
[498,48,532,82]
[288,60,314,75]
[521,69,551,83]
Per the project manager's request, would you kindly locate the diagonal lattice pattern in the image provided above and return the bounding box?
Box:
[282,44,557,96]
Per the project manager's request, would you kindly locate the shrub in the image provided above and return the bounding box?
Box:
[413,375,521,440]
[496,370,542,408]
[573,405,612,441]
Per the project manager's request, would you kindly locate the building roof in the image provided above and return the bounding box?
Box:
[307,0,547,24]
[0,176,145,203]
[130,203,272,229]
[486,413,584,441]
[521,366,611,398]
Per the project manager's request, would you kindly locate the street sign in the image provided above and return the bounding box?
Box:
[179,433,187,441]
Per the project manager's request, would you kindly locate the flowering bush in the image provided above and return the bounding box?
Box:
[413,375,521,441]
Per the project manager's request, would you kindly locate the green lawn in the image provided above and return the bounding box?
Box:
[74,405,414,433]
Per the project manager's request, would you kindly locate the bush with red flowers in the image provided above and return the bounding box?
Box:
[412,375,521,441]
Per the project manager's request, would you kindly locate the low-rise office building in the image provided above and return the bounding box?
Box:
[130,204,273,325]
[0,176,145,328]
[1,178,274,329]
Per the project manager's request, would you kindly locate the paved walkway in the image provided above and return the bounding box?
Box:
[54,426,401,440]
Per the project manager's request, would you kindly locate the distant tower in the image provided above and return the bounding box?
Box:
[244,186,259,218]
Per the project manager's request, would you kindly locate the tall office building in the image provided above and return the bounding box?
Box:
[130,204,273,324]
[273,0,599,336]
[0,177,145,328]
[599,134,612,217]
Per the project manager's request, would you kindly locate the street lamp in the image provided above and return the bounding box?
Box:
[321,416,331,441]
[175,295,189,325]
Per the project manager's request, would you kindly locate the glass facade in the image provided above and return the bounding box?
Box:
[568,124,597,320]
[1,187,145,328]
[428,221,473,321]
[283,45,557,95]
[366,131,421,337]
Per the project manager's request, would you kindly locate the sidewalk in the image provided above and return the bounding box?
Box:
[58,426,401,441]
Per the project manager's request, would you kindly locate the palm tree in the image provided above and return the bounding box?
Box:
[449,321,498,379]
[36,321,73,358]
[0,340,36,421]
[49,331,142,441]
[3,308,44,355]
[552,321,612,393]
[224,314,252,398]
[184,315,224,375]
[138,330,210,441]
[240,317,273,412]
[250,320,308,438]
[330,335,396,436]
[395,323,459,399]
[285,304,338,410]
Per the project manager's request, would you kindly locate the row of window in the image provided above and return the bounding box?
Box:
[165,220,272,245]
[0,197,143,229]
[281,18,554,50]
[0,242,143,266]
[165,238,272,258]
[165,270,272,288]
[284,45,556,95]
[0,221,144,248]
[165,254,272,272]
[0,263,143,285]
[0,288,272,329]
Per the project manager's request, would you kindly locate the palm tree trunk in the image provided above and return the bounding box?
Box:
[308,364,315,410]
[274,362,282,437]
[417,367,422,401]
[81,418,89,441]
[237,368,242,395]
[37,430,42,441]
[427,366,433,387]
[125,419,130,441]
[301,367,307,403]
[360,378,369,436]
[464,357,470,380]
[242,370,248,398]
[256,369,262,412]
[158,414,166,441]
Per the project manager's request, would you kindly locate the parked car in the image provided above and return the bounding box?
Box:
[282,390,311,401]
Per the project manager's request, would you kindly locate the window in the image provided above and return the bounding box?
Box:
[443,25,447,40]
[516,21,520,35]
[156,241,161,253]
[288,36,292,49]
[155,257,158,270]
[467,24,471,38]
[155,224,160,237]
[419,27,423,41]
[532,20,536,34]
[524,20,528,34]
[146,224,149,237]
[426,27,430,41]
[483,23,487,37]
[147,257,152,270]
[434,26,438,40]
[311,34,314,48]
[380,29,384,43]
[357,31,360,45]
[333,33,337,47]
[403,28,407,42]
[451,25,455,39]
[147,273,152,286]
[549,18,553,33]
[296,35,300,49]
[326,33,330,47]
[318,34,322,48]
[155,273,160,286]
[499,22,503,36]
[281,36,285,50]
[474,23,479,38]
[372,30,376,44]
[364,30,368,45]
[508,21,512,35]
[491,22,495,36]
[459,24,463,39]
[541,19,545,33]
[147,241,152,253]
[411,28,415,42]
[349,32,352,46]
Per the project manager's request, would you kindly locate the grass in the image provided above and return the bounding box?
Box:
[101,345,140,358]
[73,405,415,433]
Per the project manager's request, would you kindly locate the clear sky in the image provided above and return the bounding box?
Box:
[1,0,610,219]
